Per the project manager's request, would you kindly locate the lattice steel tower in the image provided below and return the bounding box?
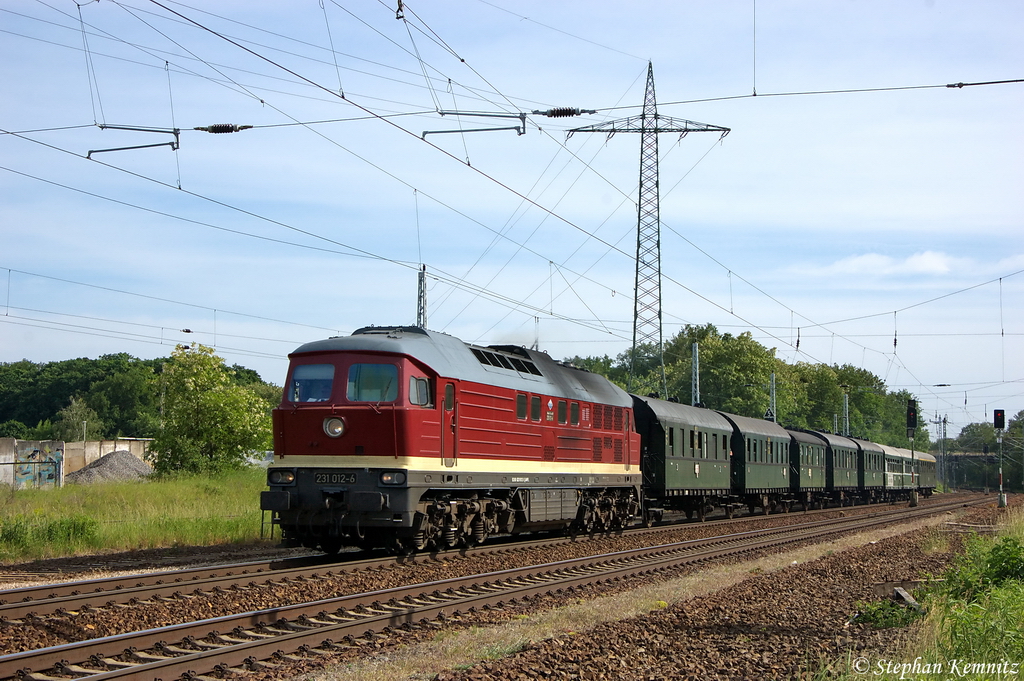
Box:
[569,62,729,397]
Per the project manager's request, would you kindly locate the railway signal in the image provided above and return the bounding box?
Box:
[906,399,917,439]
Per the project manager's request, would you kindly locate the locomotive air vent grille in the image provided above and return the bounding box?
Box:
[613,438,624,463]
[593,407,603,430]
[613,407,623,431]
[592,437,602,461]
[470,347,542,376]
[543,445,555,462]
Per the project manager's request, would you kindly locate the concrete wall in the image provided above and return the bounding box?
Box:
[1,438,151,488]
[0,438,64,488]
[62,439,151,473]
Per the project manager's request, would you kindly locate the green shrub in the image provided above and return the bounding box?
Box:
[854,598,923,629]
[943,534,1024,602]
[937,581,1024,662]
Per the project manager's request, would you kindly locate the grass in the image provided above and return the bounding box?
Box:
[0,466,268,562]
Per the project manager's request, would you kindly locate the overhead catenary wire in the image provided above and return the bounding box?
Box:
[24,2,991,378]
[7,3,1020,417]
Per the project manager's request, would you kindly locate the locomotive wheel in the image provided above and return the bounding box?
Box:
[319,537,343,555]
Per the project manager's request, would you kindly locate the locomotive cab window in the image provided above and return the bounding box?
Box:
[409,377,432,406]
[347,363,398,402]
[289,363,334,402]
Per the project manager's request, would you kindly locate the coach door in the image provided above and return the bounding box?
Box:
[442,382,457,468]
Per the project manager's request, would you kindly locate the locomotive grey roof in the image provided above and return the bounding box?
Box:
[290,326,632,407]
[633,396,733,432]
[715,411,791,439]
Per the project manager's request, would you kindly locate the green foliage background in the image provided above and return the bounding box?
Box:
[0,350,280,441]
[569,323,930,449]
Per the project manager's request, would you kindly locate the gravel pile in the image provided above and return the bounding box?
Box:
[65,450,152,485]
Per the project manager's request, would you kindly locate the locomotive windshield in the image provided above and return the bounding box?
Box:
[289,363,335,402]
[347,363,398,402]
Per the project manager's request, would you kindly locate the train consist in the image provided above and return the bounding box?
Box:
[261,326,936,553]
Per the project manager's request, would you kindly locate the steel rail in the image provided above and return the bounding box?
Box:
[0,494,968,615]
[0,498,984,681]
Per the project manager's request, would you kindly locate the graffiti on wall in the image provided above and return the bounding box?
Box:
[14,440,63,489]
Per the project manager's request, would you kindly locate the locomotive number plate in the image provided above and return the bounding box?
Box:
[314,472,357,484]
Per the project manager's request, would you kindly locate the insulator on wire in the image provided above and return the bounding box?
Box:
[532,107,596,118]
[194,124,253,134]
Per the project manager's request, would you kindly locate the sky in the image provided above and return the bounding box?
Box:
[1,0,1022,440]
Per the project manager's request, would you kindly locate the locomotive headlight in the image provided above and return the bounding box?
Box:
[380,471,407,485]
[268,469,295,485]
[323,417,346,438]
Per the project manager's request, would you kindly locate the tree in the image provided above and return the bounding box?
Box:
[85,361,160,437]
[663,324,778,416]
[0,419,28,439]
[53,397,104,442]
[150,344,271,475]
[955,422,997,453]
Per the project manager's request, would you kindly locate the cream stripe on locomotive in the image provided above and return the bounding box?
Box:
[269,455,635,476]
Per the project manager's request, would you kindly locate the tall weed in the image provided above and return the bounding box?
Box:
[0,467,268,562]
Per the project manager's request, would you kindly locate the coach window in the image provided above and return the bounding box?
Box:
[668,427,675,456]
[409,377,432,406]
[746,438,751,462]
[570,402,580,426]
[347,364,398,402]
[557,400,567,424]
[516,394,527,420]
[530,395,541,421]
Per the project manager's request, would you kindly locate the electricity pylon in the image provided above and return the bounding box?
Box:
[568,62,729,397]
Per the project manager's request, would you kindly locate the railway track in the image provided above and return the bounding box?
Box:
[0,497,983,681]
[0,495,969,620]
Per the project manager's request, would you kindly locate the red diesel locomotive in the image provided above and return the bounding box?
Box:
[261,326,642,553]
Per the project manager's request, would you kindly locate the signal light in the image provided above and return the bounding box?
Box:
[994,409,1005,430]
[906,400,918,429]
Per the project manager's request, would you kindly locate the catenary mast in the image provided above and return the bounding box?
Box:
[568,63,729,397]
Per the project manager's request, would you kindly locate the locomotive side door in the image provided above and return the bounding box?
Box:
[442,382,458,467]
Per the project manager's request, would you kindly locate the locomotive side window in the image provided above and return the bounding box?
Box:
[530,395,541,421]
[347,364,398,402]
[516,394,527,419]
[444,383,455,411]
[289,363,335,402]
[409,377,432,406]
[557,400,567,424]
[570,402,579,426]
